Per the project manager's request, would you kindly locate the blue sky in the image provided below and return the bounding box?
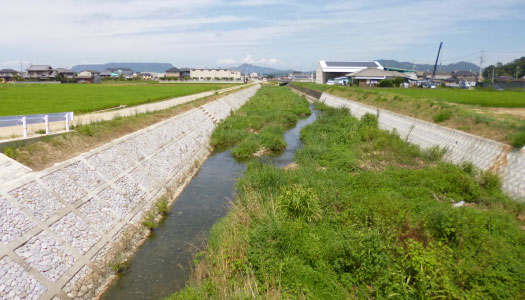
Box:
[1,0,524,71]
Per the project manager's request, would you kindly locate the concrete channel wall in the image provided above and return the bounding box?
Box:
[318,92,525,201]
[0,84,260,300]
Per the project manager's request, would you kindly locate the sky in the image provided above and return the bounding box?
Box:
[1,0,525,71]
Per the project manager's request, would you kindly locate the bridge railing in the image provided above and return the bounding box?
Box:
[0,112,74,138]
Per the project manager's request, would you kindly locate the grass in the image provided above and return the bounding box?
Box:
[293,83,525,148]
[166,103,525,299]
[2,86,251,170]
[375,88,525,108]
[0,82,238,115]
[211,85,310,158]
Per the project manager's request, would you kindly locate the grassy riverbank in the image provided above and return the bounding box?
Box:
[292,83,525,148]
[167,102,525,299]
[211,85,310,158]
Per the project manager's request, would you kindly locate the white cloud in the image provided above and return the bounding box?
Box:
[217,58,237,65]
[241,54,283,65]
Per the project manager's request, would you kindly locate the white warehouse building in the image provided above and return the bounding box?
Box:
[190,68,241,80]
[315,61,383,84]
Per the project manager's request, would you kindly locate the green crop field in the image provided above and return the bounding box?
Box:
[0,82,237,116]
[373,88,525,108]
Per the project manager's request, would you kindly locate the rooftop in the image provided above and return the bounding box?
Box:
[28,65,53,71]
[318,61,383,72]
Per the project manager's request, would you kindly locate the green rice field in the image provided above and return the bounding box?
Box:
[375,88,525,108]
[0,82,237,116]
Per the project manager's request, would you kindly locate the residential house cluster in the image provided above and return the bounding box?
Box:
[416,71,479,88]
[0,65,76,82]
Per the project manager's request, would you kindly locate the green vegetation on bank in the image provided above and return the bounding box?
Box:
[211,86,310,158]
[167,103,525,299]
[293,83,525,148]
[0,82,237,115]
[296,83,525,108]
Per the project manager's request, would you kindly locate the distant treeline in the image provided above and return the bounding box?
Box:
[483,57,525,79]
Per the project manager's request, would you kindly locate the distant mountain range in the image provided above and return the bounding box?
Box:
[71,63,174,73]
[377,60,480,73]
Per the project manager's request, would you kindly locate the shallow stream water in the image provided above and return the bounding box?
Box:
[101,104,318,300]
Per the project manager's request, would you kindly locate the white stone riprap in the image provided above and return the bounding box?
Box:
[0,197,36,244]
[15,231,77,282]
[78,198,117,234]
[96,186,132,218]
[41,169,86,203]
[63,161,105,194]
[0,256,46,300]
[84,148,125,180]
[319,92,525,200]
[50,213,100,254]
[8,181,64,221]
[0,84,260,299]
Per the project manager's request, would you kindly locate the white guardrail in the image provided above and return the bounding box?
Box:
[0,112,74,137]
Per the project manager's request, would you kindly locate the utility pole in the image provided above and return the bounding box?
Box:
[491,66,495,83]
[479,50,484,81]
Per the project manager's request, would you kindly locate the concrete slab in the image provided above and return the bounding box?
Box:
[0,153,32,185]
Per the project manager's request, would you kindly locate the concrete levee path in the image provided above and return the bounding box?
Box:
[0,84,248,139]
[0,84,260,300]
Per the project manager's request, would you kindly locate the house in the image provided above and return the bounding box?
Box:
[76,71,101,83]
[452,71,477,82]
[137,72,153,80]
[249,72,259,79]
[316,61,383,84]
[100,71,112,78]
[54,68,75,79]
[189,68,241,80]
[346,68,411,87]
[107,68,134,79]
[179,68,190,78]
[0,69,19,81]
[421,72,452,84]
[27,65,54,80]
[165,67,180,78]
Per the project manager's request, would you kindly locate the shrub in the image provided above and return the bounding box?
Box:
[433,109,453,122]
[479,170,500,189]
[3,146,16,158]
[156,197,169,215]
[278,184,321,222]
[422,145,447,162]
[142,211,157,230]
[510,131,525,149]
[377,79,394,87]
[360,113,378,128]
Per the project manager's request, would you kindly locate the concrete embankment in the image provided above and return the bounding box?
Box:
[0,84,260,300]
[290,85,525,201]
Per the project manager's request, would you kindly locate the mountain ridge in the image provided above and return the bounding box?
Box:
[71,63,174,73]
[377,59,480,73]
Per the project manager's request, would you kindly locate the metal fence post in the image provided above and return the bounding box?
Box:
[65,113,70,132]
[44,115,49,134]
[22,116,28,138]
